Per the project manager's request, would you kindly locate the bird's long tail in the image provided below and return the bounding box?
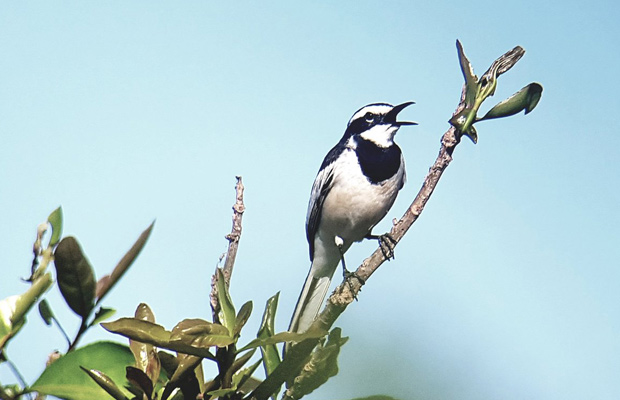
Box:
[288,264,332,334]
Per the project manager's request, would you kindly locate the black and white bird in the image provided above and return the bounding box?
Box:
[289,102,416,334]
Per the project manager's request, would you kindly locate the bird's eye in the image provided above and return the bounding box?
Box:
[364,112,374,122]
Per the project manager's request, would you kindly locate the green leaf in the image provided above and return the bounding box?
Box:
[482,45,525,79]
[102,318,226,359]
[287,328,348,398]
[31,341,134,400]
[158,351,201,400]
[257,293,281,377]
[128,303,160,386]
[456,39,478,107]
[224,348,256,384]
[80,367,129,400]
[238,328,328,353]
[38,299,54,326]
[215,268,236,333]
[162,354,202,400]
[91,307,117,326]
[47,206,63,247]
[158,350,178,378]
[126,366,153,399]
[479,82,543,121]
[170,318,233,348]
[96,221,155,304]
[102,318,171,346]
[133,302,156,323]
[0,273,53,350]
[129,303,156,365]
[233,301,253,338]
[232,358,262,393]
[466,125,478,144]
[54,237,96,318]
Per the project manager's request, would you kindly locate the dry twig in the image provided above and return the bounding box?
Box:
[210,176,245,315]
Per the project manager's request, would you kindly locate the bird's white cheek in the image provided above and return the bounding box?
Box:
[360,125,398,148]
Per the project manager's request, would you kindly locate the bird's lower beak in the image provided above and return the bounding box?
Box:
[387,101,418,126]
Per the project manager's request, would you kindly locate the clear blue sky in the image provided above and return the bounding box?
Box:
[1,2,619,399]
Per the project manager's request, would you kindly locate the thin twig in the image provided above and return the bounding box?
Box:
[52,316,72,347]
[208,176,245,395]
[67,319,88,352]
[223,176,245,285]
[210,176,245,317]
[5,356,29,391]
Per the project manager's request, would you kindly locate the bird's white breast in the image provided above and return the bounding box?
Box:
[317,148,404,249]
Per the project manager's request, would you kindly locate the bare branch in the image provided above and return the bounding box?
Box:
[223,176,245,284]
[210,176,245,315]
[328,126,459,307]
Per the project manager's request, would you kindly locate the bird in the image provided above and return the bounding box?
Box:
[288,101,416,335]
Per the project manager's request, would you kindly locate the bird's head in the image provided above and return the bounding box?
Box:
[344,102,417,148]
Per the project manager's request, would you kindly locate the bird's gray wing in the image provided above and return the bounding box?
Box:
[306,146,342,261]
[398,152,406,190]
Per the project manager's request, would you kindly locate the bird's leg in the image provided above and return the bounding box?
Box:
[335,236,365,299]
[365,232,397,260]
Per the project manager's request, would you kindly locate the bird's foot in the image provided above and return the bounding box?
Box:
[366,232,397,260]
[341,269,365,301]
[335,235,365,300]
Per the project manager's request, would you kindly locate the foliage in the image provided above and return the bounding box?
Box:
[449,40,542,143]
[31,342,136,400]
[0,206,337,400]
[0,207,154,399]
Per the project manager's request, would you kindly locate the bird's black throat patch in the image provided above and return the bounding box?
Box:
[355,137,401,184]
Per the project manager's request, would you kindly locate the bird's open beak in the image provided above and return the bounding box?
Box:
[386,101,417,126]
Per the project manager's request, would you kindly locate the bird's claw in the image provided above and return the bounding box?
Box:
[336,236,365,300]
[366,232,397,260]
[341,269,365,301]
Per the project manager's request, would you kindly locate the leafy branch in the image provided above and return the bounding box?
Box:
[0,207,155,399]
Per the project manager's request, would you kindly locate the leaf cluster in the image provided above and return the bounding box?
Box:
[449,40,542,143]
[93,267,340,400]
[0,207,345,400]
[0,207,154,399]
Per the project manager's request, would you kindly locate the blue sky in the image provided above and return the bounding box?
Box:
[1,1,619,399]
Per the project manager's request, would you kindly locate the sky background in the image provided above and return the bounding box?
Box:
[1,1,619,399]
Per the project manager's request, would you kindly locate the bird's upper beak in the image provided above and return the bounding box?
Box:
[386,101,417,126]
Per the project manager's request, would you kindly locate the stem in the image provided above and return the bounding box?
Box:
[210,176,245,315]
[208,177,246,397]
[52,316,72,347]
[67,318,88,352]
[223,176,245,285]
[5,357,28,390]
